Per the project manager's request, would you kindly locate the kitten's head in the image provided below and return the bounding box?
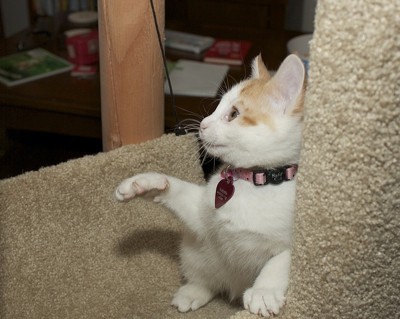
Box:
[199,54,305,168]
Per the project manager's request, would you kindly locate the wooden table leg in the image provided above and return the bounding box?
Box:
[98,0,165,151]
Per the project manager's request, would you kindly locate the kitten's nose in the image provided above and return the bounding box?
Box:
[200,121,208,131]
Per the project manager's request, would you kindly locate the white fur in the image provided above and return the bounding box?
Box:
[115,55,305,317]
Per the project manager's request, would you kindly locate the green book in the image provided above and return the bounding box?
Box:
[0,48,74,87]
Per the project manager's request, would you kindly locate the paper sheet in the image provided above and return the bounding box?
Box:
[165,59,229,97]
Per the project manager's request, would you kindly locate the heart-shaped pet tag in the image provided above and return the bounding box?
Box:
[215,177,235,208]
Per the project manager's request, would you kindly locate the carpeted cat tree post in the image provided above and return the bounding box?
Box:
[283,1,400,317]
[0,0,399,318]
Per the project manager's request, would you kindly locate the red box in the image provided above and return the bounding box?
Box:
[66,30,99,65]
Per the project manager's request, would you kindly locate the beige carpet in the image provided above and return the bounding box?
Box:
[278,1,400,318]
[1,0,399,318]
[0,134,241,318]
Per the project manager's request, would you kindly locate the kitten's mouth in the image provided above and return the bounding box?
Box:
[209,144,226,149]
[206,144,228,157]
[212,144,225,147]
[200,135,226,152]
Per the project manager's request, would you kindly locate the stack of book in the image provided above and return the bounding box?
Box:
[203,39,252,66]
[165,29,252,66]
[163,30,253,97]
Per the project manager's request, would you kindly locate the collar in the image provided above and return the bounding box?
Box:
[221,164,298,186]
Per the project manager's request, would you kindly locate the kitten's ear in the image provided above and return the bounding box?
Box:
[251,54,270,80]
[271,54,305,113]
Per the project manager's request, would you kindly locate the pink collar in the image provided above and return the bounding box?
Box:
[221,164,298,186]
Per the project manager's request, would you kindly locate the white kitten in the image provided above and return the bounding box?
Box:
[115,54,305,317]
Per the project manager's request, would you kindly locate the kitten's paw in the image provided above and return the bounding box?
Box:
[171,284,214,313]
[243,287,286,317]
[115,173,169,201]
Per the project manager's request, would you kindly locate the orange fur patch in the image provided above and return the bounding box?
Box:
[237,75,306,126]
[241,115,257,126]
[237,79,275,128]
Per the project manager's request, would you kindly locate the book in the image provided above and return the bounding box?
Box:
[164,59,229,97]
[203,39,252,66]
[0,48,74,87]
[165,29,215,54]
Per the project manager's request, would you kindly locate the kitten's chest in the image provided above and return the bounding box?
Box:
[204,174,295,247]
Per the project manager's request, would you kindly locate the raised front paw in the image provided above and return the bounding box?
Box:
[115,173,169,201]
[243,287,286,317]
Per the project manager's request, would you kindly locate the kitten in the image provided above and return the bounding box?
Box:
[115,54,305,317]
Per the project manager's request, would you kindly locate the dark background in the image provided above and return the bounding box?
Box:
[0,0,315,179]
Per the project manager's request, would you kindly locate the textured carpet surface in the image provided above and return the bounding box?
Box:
[1,0,400,318]
[278,1,400,318]
[230,1,400,318]
[0,134,240,318]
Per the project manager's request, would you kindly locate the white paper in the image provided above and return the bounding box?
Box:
[165,60,229,97]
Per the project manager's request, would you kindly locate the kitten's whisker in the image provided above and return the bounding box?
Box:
[179,117,203,129]
[197,135,219,167]
[179,125,200,134]
[217,80,228,98]
[176,106,206,121]
[178,118,201,126]
[218,73,238,98]
[202,100,219,117]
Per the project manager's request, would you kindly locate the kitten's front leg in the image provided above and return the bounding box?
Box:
[115,172,205,234]
[115,172,172,202]
[116,172,169,201]
[243,249,291,317]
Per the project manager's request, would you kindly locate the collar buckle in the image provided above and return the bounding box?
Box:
[253,166,297,186]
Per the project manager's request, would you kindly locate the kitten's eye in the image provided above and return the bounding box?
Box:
[228,107,240,122]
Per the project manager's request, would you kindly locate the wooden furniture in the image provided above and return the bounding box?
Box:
[165,0,289,70]
[166,0,287,37]
[0,36,101,139]
[98,0,164,151]
[164,0,296,133]
[0,0,297,149]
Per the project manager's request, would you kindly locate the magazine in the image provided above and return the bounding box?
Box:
[0,48,74,87]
